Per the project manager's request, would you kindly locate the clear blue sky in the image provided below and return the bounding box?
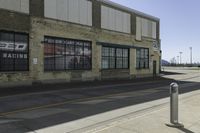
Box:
[110,0,200,63]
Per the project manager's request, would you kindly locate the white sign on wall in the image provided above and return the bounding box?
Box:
[33,58,38,65]
[0,41,27,51]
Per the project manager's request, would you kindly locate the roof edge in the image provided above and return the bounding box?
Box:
[98,0,160,21]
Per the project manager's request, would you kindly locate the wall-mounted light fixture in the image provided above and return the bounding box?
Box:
[9,12,14,17]
[151,54,154,57]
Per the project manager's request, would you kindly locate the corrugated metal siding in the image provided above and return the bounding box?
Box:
[109,7,115,30]
[80,0,88,25]
[44,0,92,26]
[137,17,157,39]
[141,18,148,37]
[87,1,92,26]
[152,21,157,39]
[20,0,29,13]
[147,20,152,37]
[136,17,142,41]
[101,6,108,29]
[68,0,79,23]
[45,0,56,19]
[123,13,130,33]
[56,0,68,21]
[101,5,131,33]
[115,10,123,32]
[0,0,29,14]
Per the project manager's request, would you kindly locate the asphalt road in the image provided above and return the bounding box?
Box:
[0,68,199,133]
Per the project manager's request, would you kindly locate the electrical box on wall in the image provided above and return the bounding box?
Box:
[33,58,38,65]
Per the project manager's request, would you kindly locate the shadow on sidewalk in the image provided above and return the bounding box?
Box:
[166,123,195,133]
[178,127,195,133]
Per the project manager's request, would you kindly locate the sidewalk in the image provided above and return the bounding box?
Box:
[33,88,200,133]
[93,93,200,133]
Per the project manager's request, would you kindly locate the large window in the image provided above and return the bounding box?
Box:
[0,31,29,72]
[44,36,92,71]
[136,48,149,69]
[102,46,129,69]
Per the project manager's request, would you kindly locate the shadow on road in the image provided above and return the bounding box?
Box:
[161,70,185,75]
[0,76,199,132]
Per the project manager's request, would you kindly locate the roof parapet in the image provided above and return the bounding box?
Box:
[98,0,160,21]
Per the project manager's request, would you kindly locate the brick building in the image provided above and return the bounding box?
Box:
[0,0,161,85]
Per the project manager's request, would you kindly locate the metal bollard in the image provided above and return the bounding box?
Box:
[166,82,184,127]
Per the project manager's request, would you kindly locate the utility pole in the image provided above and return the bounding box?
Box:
[177,56,179,64]
[179,52,183,64]
[189,47,192,65]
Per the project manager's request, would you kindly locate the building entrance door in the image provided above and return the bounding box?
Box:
[153,61,157,77]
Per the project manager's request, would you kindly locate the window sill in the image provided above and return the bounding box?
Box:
[44,69,92,73]
[0,71,29,74]
[136,68,150,70]
[101,68,129,71]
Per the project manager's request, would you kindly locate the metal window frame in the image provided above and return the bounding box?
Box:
[101,46,129,70]
[0,30,29,72]
[43,36,92,72]
[136,48,149,69]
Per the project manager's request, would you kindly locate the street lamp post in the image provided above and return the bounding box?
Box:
[177,56,179,64]
[179,52,183,65]
[189,47,192,65]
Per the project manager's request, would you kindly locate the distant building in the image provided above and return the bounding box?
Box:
[0,0,161,85]
[162,60,170,66]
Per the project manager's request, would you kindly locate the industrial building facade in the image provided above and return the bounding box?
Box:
[0,0,161,85]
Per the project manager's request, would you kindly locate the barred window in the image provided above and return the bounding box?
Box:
[102,46,129,69]
[136,48,149,69]
[0,31,29,72]
[44,36,92,71]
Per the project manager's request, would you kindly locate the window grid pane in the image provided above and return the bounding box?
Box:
[123,49,128,57]
[116,48,123,57]
[136,48,149,69]
[44,37,92,71]
[116,57,123,69]
[0,31,29,72]
[123,58,128,68]
[102,57,109,69]
[102,46,129,69]
[109,48,115,57]
[109,57,115,68]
